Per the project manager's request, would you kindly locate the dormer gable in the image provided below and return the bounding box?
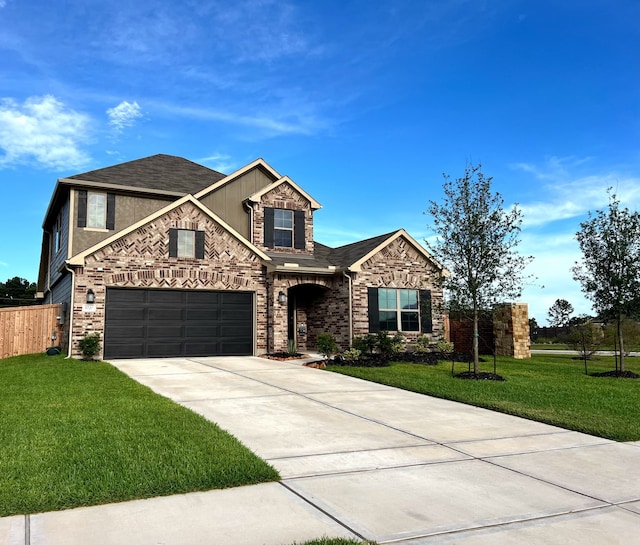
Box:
[248,176,321,256]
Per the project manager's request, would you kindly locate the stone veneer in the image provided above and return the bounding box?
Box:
[493,303,531,359]
[70,202,268,359]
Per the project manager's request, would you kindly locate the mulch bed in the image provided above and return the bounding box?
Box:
[260,352,312,361]
[590,370,640,379]
[454,371,506,381]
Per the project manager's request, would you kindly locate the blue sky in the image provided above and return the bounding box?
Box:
[0,0,638,324]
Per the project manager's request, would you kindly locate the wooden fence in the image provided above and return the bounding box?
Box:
[0,304,62,359]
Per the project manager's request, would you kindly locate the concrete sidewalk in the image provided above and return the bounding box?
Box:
[4,356,639,544]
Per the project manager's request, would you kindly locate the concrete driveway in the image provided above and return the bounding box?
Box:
[7,356,640,544]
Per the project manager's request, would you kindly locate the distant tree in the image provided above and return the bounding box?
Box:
[566,315,603,374]
[547,298,574,327]
[572,192,640,373]
[529,317,539,330]
[0,277,37,307]
[426,164,532,374]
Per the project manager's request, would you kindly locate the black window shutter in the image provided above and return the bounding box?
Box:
[420,289,433,333]
[195,230,205,259]
[106,193,115,230]
[294,210,305,249]
[264,207,275,248]
[368,287,380,333]
[77,190,87,228]
[169,229,178,257]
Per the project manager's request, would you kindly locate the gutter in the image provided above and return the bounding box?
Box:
[343,270,353,346]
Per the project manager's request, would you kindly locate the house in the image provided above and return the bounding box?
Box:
[37,154,446,359]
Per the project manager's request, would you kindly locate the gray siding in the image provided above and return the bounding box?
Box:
[72,190,173,255]
[48,199,70,289]
[199,167,275,239]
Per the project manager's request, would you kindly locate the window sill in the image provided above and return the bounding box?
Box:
[83,227,110,233]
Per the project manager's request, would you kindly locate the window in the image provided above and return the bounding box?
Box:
[169,229,205,259]
[274,209,293,247]
[87,192,106,228]
[177,230,195,257]
[368,287,432,333]
[77,190,115,230]
[53,215,62,254]
[378,288,419,332]
[264,207,306,249]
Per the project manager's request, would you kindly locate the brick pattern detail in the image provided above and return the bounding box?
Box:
[352,236,445,346]
[494,303,531,359]
[252,182,314,255]
[70,202,268,359]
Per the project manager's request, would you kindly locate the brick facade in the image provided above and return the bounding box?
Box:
[252,182,314,255]
[70,202,268,359]
[352,236,445,345]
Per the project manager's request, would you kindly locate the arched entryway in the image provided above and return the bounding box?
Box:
[287,283,330,352]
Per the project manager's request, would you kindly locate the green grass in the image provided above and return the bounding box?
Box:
[0,354,279,517]
[293,539,376,545]
[530,343,571,350]
[328,354,640,442]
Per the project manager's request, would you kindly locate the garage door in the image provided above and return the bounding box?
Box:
[104,288,253,359]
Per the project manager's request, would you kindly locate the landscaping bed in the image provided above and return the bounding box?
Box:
[0,354,279,517]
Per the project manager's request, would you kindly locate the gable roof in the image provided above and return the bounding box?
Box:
[266,230,446,275]
[64,154,226,195]
[247,176,322,210]
[68,194,270,266]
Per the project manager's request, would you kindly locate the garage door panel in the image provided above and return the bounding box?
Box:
[147,308,186,321]
[106,326,145,338]
[147,325,185,338]
[186,308,221,320]
[147,291,185,305]
[104,288,253,359]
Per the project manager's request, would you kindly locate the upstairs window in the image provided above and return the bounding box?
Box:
[53,215,62,254]
[274,209,293,247]
[87,192,106,228]
[169,229,205,259]
[264,207,306,250]
[77,190,115,230]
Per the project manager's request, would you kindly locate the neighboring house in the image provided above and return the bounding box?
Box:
[37,154,446,359]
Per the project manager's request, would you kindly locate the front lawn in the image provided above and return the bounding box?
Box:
[328,354,640,442]
[0,354,279,517]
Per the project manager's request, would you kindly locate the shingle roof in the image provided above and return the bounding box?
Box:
[66,154,226,194]
[317,231,398,268]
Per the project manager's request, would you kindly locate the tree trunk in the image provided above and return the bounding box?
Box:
[618,316,625,373]
[473,307,479,375]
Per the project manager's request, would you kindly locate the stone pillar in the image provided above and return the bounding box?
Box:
[494,303,531,359]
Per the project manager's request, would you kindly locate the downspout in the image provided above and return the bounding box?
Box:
[63,261,76,359]
[343,270,353,347]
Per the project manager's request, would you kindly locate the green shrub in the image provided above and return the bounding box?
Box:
[342,348,362,362]
[414,335,432,353]
[287,339,297,355]
[317,333,338,359]
[436,339,454,354]
[352,334,378,354]
[377,331,405,355]
[78,333,101,361]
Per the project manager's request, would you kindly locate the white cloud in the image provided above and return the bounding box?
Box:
[0,95,91,170]
[197,153,236,174]
[514,157,640,228]
[106,100,142,133]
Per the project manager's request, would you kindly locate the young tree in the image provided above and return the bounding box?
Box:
[572,192,640,373]
[426,164,532,374]
[547,298,574,327]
